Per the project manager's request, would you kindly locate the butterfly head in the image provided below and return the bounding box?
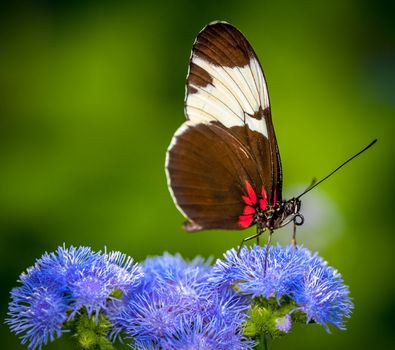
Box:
[283,197,301,217]
[276,197,303,229]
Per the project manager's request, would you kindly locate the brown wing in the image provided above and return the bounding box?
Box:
[165,21,282,230]
[166,121,269,230]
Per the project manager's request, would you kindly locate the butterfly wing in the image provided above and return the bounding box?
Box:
[166,21,282,231]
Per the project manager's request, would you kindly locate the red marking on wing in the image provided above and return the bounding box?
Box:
[245,181,257,204]
[273,188,277,206]
[238,214,254,228]
[243,206,256,215]
[238,181,260,228]
[260,185,267,210]
[242,195,253,206]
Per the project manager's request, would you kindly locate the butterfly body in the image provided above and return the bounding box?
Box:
[165,21,302,241]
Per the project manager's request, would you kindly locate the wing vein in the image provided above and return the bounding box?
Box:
[210,26,261,109]
[189,84,244,123]
[194,43,256,115]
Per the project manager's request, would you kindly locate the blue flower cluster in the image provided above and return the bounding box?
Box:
[109,253,253,349]
[7,244,353,350]
[6,245,142,350]
[211,244,353,332]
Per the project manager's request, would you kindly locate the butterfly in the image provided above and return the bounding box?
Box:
[165,21,376,250]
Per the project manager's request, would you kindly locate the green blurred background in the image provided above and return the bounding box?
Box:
[1,0,394,349]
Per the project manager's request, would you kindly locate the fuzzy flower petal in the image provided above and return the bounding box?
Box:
[158,315,255,350]
[142,252,210,289]
[37,245,101,275]
[107,251,143,295]
[112,254,212,343]
[293,254,353,330]
[67,253,142,318]
[276,314,292,333]
[211,245,309,300]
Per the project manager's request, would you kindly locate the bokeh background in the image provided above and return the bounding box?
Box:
[1,0,394,349]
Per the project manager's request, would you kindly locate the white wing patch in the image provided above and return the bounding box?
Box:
[186,56,269,138]
[249,56,269,108]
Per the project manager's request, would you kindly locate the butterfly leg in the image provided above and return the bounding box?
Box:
[237,228,265,257]
[264,229,273,274]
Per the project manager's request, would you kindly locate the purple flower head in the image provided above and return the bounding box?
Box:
[112,253,252,349]
[66,260,115,319]
[157,315,255,350]
[7,245,143,349]
[107,251,143,295]
[121,290,185,343]
[5,246,85,350]
[203,286,250,328]
[37,245,101,277]
[141,252,211,290]
[7,283,69,350]
[28,245,143,319]
[211,245,309,300]
[66,249,142,318]
[293,253,353,331]
[275,314,292,333]
[113,254,211,343]
[211,244,353,331]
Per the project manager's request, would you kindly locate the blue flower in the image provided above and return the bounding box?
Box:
[211,244,310,300]
[292,253,353,331]
[211,244,353,331]
[111,253,252,349]
[204,286,250,330]
[7,282,69,350]
[32,245,143,318]
[7,245,143,349]
[107,251,143,295]
[157,315,255,350]
[275,314,292,333]
[112,254,210,343]
[37,245,100,271]
[65,249,142,318]
[141,252,211,290]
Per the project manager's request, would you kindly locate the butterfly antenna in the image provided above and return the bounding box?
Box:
[304,177,317,193]
[297,139,377,199]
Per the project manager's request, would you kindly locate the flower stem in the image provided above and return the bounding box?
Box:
[254,335,269,350]
[263,335,268,350]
